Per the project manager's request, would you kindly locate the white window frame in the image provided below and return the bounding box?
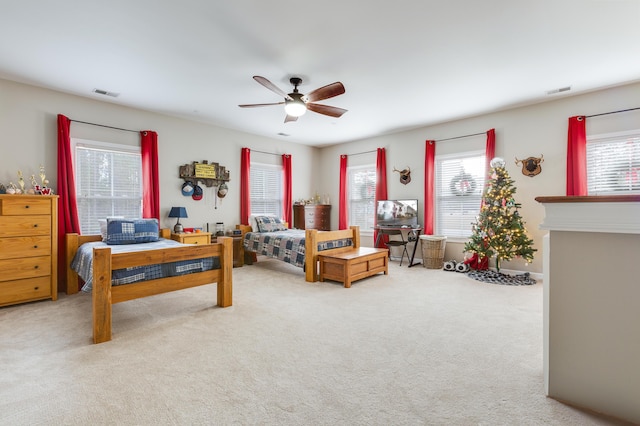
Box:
[587,129,640,195]
[347,164,376,235]
[250,162,282,218]
[72,138,143,235]
[435,150,485,241]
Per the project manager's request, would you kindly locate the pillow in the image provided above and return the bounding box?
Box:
[105,218,160,245]
[249,213,276,232]
[99,216,125,241]
[255,216,288,233]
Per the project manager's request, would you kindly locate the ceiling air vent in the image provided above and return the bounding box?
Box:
[92,88,120,97]
[546,86,571,95]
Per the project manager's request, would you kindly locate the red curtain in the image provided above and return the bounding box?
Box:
[141,130,160,220]
[485,128,496,175]
[240,148,251,225]
[567,116,587,196]
[338,155,348,230]
[282,154,292,227]
[57,114,81,292]
[374,148,388,245]
[424,140,436,235]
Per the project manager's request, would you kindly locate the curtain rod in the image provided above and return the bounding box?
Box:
[251,149,281,156]
[586,106,640,118]
[345,149,377,157]
[435,131,485,142]
[70,119,139,133]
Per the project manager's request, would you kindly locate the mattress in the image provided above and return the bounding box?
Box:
[243,229,353,268]
[71,238,220,292]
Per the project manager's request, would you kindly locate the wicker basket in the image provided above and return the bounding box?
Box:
[420,236,447,269]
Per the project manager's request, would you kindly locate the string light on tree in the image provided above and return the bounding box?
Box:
[464,157,536,272]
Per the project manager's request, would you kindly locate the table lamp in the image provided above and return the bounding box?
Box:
[168,207,188,233]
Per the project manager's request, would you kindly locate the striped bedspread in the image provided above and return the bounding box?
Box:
[71,238,219,293]
[243,229,353,268]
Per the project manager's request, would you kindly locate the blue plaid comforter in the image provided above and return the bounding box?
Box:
[243,229,353,268]
[71,238,219,293]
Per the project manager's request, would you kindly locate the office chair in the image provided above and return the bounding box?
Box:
[385,229,410,266]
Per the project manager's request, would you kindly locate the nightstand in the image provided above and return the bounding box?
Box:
[171,232,212,245]
[212,235,243,268]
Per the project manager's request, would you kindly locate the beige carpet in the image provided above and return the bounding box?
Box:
[0,259,628,425]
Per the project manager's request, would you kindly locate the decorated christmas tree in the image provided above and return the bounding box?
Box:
[464,158,536,272]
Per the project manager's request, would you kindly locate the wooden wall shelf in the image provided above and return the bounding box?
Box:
[179,160,230,187]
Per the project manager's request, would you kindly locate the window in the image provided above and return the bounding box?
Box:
[250,162,282,217]
[587,130,640,195]
[348,165,376,231]
[435,151,485,239]
[74,139,142,235]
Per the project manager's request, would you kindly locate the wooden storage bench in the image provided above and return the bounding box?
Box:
[318,247,389,288]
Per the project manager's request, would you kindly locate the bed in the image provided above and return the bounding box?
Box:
[66,222,232,344]
[237,217,360,282]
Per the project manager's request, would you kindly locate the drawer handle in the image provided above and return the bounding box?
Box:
[34,265,39,269]
[33,224,38,228]
[34,286,39,290]
[33,245,38,249]
[25,205,30,209]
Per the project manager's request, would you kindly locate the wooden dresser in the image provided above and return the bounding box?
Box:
[293,204,331,230]
[0,195,58,307]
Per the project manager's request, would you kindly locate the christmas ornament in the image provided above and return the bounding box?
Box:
[490,157,506,169]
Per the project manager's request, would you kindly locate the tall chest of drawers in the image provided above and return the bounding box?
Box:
[293,204,331,231]
[0,195,58,307]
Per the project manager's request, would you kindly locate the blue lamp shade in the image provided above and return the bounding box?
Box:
[168,207,188,233]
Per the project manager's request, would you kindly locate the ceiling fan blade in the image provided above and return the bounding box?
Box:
[284,114,298,123]
[238,102,285,108]
[306,103,348,118]
[305,82,345,103]
[253,76,293,101]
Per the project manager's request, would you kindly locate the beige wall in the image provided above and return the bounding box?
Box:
[546,230,640,423]
[2,77,639,273]
[0,78,317,232]
[318,81,640,273]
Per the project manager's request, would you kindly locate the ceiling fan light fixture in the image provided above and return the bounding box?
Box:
[284,97,306,117]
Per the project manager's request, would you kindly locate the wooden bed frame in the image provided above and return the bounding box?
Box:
[66,228,233,344]
[236,225,360,282]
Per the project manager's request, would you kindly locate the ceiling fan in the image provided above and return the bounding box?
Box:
[239,76,347,123]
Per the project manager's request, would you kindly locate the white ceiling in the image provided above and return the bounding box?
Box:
[1,1,639,147]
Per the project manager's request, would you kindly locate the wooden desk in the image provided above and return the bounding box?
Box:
[374,226,422,267]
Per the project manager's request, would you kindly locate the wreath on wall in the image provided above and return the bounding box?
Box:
[450,172,477,196]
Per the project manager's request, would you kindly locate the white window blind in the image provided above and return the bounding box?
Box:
[250,162,282,217]
[587,131,640,195]
[348,165,376,231]
[435,151,485,238]
[74,140,143,235]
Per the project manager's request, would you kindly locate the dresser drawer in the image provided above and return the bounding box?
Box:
[172,233,211,245]
[0,276,51,307]
[0,256,51,282]
[0,236,51,260]
[0,197,52,215]
[316,210,330,219]
[0,216,51,237]
[182,235,210,245]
